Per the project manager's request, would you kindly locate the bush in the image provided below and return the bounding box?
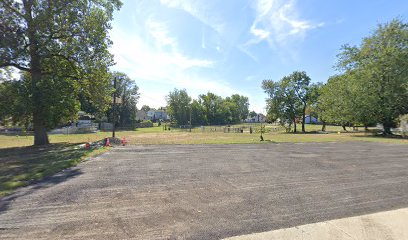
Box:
[136,120,153,128]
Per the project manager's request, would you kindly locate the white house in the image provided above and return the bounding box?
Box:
[244,114,266,123]
[304,115,318,124]
[147,109,169,121]
[135,110,148,121]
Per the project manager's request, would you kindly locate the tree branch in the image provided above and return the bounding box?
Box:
[0,0,26,19]
[0,62,30,72]
[48,53,79,71]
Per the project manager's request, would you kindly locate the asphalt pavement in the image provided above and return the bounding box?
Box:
[0,142,407,239]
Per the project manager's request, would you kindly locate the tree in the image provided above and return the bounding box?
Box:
[318,72,378,131]
[228,94,249,121]
[263,76,301,132]
[191,99,206,125]
[287,71,311,132]
[199,92,228,125]
[318,75,355,129]
[263,71,313,133]
[141,105,151,112]
[0,77,31,127]
[335,19,408,134]
[107,72,140,127]
[0,0,122,145]
[166,89,191,125]
[249,111,257,118]
[306,83,325,130]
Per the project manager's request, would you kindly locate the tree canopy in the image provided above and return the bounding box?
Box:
[107,72,140,127]
[319,18,408,133]
[166,89,192,126]
[0,0,122,145]
[262,71,313,132]
[166,89,250,126]
[140,105,151,112]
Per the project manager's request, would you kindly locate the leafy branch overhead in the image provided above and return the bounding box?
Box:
[0,0,123,145]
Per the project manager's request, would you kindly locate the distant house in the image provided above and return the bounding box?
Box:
[136,110,147,121]
[304,115,318,124]
[256,114,266,123]
[244,114,266,123]
[147,109,169,121]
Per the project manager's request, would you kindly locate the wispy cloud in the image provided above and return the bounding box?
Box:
[159,0,225,34]
[146,17,177,49]
[109,17,245,108]
[241,0,324,60]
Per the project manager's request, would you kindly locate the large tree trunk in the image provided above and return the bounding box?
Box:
[342,125,347,131]
[31,61,49,146]
[302,104,306,132]
[383,121,393,135]
[27,2,49,146]
[293,118,297,133]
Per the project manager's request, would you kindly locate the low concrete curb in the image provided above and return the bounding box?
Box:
[224,208,408,240]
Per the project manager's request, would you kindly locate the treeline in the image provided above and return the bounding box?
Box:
[166,89,249,126]
[0,0,123,145]
[263,19,408,134]
[0,70,140,130]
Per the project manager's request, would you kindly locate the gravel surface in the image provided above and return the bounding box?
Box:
[0,142,407,239]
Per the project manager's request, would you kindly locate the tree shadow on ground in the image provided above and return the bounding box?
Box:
[352,133,408,140]
[0,143,91,212]
[0,168,82,213]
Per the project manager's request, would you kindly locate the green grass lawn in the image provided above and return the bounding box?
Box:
[0,144,108,196]
[0,124,406,148]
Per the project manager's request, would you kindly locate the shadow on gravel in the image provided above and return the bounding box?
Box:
[0,144,89,212]
[0,168,82,213]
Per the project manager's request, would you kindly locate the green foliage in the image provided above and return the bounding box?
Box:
[136,120,153,128]
[107,72,140,127]
[166,89,192,125]
[141,105,151,112]
[0,0,122,145]
[198,92,225,125]
[262,71,313,132]
[228,94,250,121]
[191,99,206,125]
[0,78,31,126]
[166,89,250,126]
[320,18,408,133]
[249,111,257,118]
[198,92,250,125]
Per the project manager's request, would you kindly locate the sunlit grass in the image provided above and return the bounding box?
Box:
[0,124,406,149]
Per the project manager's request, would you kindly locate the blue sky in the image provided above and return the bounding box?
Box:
[109,0,407,113]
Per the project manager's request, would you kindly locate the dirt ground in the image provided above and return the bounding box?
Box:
[0,142,407,239]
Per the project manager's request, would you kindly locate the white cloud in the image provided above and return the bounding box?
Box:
[109,18,245,109]
[159,0,224,34]
[241,0,324,60]
[146,17,177,48]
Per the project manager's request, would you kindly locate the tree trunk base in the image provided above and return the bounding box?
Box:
[34,126,50,146]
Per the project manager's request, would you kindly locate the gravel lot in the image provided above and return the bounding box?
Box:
[1,142,407,239]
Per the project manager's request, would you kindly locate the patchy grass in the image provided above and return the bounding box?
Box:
[123,131,407,145]
[0,125,406,148]
[0,144,108,196]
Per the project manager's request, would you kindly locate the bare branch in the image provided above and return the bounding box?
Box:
[0,62,30,72]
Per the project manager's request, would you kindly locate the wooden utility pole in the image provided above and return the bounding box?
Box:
[190,105,192,132]
[112,77,117,138]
